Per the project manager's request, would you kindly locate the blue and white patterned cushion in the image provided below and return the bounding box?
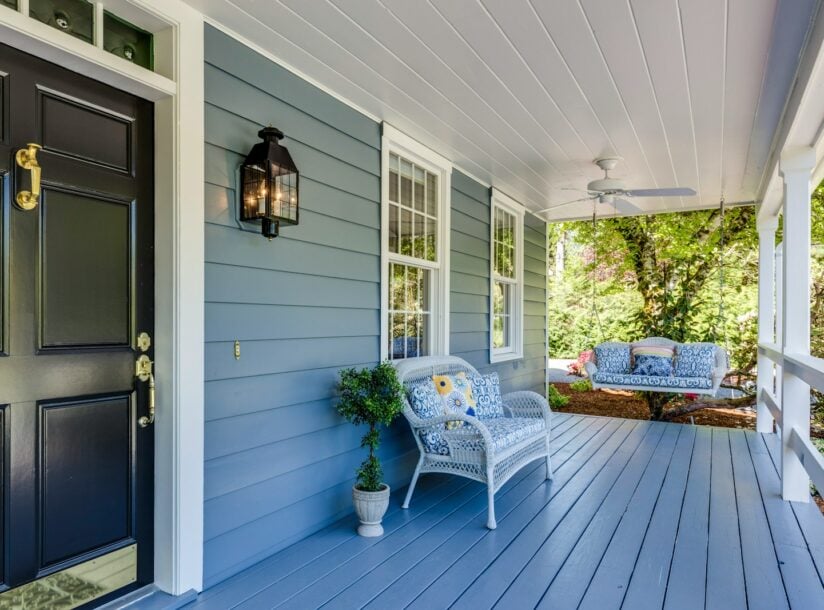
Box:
[595,344,631,374]
[453,417,546,453]
[407,382,449,454]
[467,372,504,419]
[632,355,673,377]
[407,381,442,419]
[674,344,716,379]
[593,372,712,390]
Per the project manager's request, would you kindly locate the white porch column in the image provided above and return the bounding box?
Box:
[775,243,784,412]
[756,216,779,432]
[779,146,815,502]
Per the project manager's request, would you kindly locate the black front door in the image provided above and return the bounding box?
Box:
[0,42,154,607]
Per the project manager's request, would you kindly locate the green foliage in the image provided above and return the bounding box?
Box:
[548,206,758,371]
[336,362,404,492]
[570,378,592,393]
[547,384,569,409]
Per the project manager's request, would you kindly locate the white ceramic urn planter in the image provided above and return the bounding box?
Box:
[352,484,390,537]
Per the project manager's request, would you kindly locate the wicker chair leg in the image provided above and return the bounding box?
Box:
[545,437,553,480]
[402,456,424,509]
[486,469,497,529]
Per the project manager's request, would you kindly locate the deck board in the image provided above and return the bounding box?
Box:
[587,424,696,610]
[663,426,713,609]
[184,416,824,610]
[705,429,747,610]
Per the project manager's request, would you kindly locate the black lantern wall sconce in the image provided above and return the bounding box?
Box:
[239,126,299,239]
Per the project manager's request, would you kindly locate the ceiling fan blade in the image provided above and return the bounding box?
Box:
[536,196,597,214]
[624,187,696,197]
[612,198,644,215]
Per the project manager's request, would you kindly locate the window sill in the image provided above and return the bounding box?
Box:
[490,351,523,364]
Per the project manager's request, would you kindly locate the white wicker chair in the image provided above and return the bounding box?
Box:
[394,356,552,529]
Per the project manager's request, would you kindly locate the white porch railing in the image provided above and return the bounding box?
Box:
[757,345,824,497]
[755,146,820,503]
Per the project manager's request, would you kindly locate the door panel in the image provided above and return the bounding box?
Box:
[40,395,132,568]
[40,189,132,349]
[0,171,7,355]
[0,41,154,603]
[38,88,133,174]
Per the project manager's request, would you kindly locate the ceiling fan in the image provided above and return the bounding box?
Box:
[537,157,696,216]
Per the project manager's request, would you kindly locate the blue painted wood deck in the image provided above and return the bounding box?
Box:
[184,414,824,609]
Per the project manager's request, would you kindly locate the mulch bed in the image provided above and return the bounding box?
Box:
[552,384,757,430]
[551,382,824,514]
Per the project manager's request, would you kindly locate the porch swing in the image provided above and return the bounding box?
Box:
[583,201,730,398]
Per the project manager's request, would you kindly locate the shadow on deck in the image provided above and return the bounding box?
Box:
[186,414,824,609]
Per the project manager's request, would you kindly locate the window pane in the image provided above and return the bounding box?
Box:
[413,213,425,259]
[493,315,505,349]
[425,217,437,262]
[400,208,413,256]
[426,172,438,217]
[388,203,399,254]
[414,167,425,212]
[494,207,516,279]
[400,159,413,208]
[387,263,430,360]
[493,281,511,350]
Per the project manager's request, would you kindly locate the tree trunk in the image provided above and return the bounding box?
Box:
[644,392,671,421]
[660,395,756,420]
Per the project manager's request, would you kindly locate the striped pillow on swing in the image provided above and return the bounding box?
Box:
[631,345,674,377]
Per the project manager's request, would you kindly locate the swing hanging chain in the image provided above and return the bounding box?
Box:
[715,198,727,346]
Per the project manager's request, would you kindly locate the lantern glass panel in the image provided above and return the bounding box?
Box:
[242,164,267,221]
[270,163,298,225]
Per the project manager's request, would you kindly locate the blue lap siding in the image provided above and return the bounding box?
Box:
[203,25,546,586]
[450,171,548,394]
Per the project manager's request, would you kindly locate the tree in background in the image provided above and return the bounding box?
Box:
[548,205,757,371]
[549,182,824,423]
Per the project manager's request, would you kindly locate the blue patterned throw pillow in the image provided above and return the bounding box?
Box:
[595,344,631,374]
[674,344,716,379]
[631,345,674,377]
[407,381,442,419]
[407,382,449,454]
[468,372,504,419]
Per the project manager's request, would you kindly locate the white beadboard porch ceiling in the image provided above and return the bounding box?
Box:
[188,0,820,221]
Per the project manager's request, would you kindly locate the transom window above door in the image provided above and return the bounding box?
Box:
[381,125,451,361]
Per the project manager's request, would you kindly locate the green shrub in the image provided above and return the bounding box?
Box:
[336,362,404,492]
[570,378,592,392]
[547,384,569,409]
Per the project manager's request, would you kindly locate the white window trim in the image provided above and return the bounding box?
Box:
[490,188,525,363]
[380,123,451,361]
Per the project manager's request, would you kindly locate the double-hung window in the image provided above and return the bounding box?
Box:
[490,189,524,362]
[381,125,451,361]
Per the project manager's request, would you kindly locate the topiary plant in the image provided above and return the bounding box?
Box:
[336,362,405,492]
[547,384,570,409]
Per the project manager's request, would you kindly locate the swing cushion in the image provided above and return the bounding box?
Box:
[631,345,674,376]
[592,371,713,390]
[674,344,717,379]
[594,343,631,374]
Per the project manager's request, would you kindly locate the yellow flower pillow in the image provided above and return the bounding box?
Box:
[432,372,477,429]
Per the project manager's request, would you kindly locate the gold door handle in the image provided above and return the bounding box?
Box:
[15,143,42,211]
[135,354,155,427]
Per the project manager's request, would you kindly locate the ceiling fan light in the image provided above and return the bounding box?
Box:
[587,177,624,192]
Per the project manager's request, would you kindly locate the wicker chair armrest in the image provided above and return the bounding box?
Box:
[502,391,552,425]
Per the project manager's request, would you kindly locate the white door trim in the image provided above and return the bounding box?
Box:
[0,0,206,595]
